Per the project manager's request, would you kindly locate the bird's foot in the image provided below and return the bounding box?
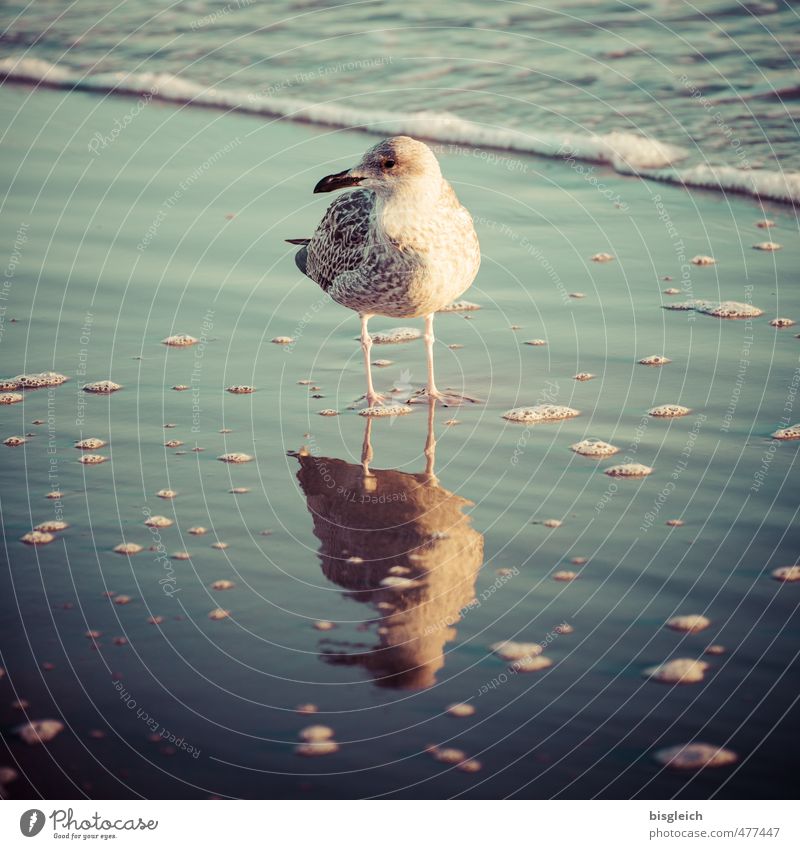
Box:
[357,391,387,408]
[408,387,482,407]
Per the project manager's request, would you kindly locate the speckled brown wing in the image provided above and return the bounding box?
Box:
[302,189,375,291]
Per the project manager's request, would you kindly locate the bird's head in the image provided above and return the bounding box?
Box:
[313,136,442,197]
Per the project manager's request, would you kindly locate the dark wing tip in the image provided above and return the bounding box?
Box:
[285,238,311,245]
[294,245,309,276]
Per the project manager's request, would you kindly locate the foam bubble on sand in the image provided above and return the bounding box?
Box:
[113,595,132,605]
[16,719,64,744]
[74,438,106,450]
[296,704,318,715]
[553,571,578,582]
[653,743,737,770]
[3,436,26,446]
[446,703,476,718]
[573,372,595,381]
[156,489,177,499]
[591,252,614,262]
[643,658,708,684]
[663,300,710,311]
[114,543,143,555]
[369,327,422,344]
[756,219,775,228]
[229,488,249,495]
[21,531,55,545]
[299,725,334,742]
[226,385,255,394]
[171,551,191,561]
[46,491,62,499]
[639,355,671,366]
[666,615,711,633]
[271,336,294,345]
[211,541,230,550]
[34,520,68,532]
[691,255,716,266]
[438,300,481,312]
[771,424,800,440]
[188,526,207,535]
[211,580,235,590]
[82,380,121,393]
[663,299,764,319]
[218,452,253,463]
[663,288,680,295]
[555,623,575,634]
[648,404,691,418]
[162,334,198,347]
[699,301,763,319]
[144,515,173,528]
[770,318,795,328]
[78,454,107,464]
[314,620,335,631]
[372,359,393,367]
[318,409,339,416]
[771,565,800,582]
[666,519,685,527]
[433,747,467,764]
[208,608,230,620]
[359,404,412,417]
[0,393,23,404]
[503,405,580,423]
[571,438,619,457]
[295,741,339,757]
[604,463,653,477]
[491,641,543,661]
[510,656,553,672]
[0,766,18,791]
[569,292,586,299]
[3,371,69,389]
[172,385,189,391]
[705,645,726,655]
[457,759,482,773]
[524,339,547,346]
[752,241,782,251]
[542,518,563,528]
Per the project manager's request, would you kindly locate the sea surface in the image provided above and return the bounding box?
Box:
[0,4,799,801]
[1,0,799,201]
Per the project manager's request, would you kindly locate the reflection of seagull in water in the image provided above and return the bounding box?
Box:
[292,401,483,689]
[288,136,481,407]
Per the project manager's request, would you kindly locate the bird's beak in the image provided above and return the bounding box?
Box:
[313,169,363,193]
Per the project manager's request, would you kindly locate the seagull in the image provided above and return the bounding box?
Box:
[288,136,481,407]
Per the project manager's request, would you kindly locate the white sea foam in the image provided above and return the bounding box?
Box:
[3,56,798,204]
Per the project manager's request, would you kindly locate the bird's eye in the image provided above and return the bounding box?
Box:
[384,159,396,169]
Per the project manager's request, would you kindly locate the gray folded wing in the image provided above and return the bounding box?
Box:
[302,189,374,292]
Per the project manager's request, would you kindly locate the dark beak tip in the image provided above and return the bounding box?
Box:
[313,170,363,194]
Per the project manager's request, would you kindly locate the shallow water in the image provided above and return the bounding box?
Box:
[1,0,799,198]
[0,85,799,799]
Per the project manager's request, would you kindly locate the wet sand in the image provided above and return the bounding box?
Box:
[0,85,798,800]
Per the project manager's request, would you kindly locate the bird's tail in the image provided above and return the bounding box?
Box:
[285,238,311,245]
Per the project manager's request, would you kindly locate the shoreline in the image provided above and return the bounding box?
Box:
[2,60,799,206]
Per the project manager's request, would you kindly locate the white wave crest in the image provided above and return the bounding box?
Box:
[2,56,798,204]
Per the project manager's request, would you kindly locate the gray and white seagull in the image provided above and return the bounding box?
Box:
[289,136,481,407]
